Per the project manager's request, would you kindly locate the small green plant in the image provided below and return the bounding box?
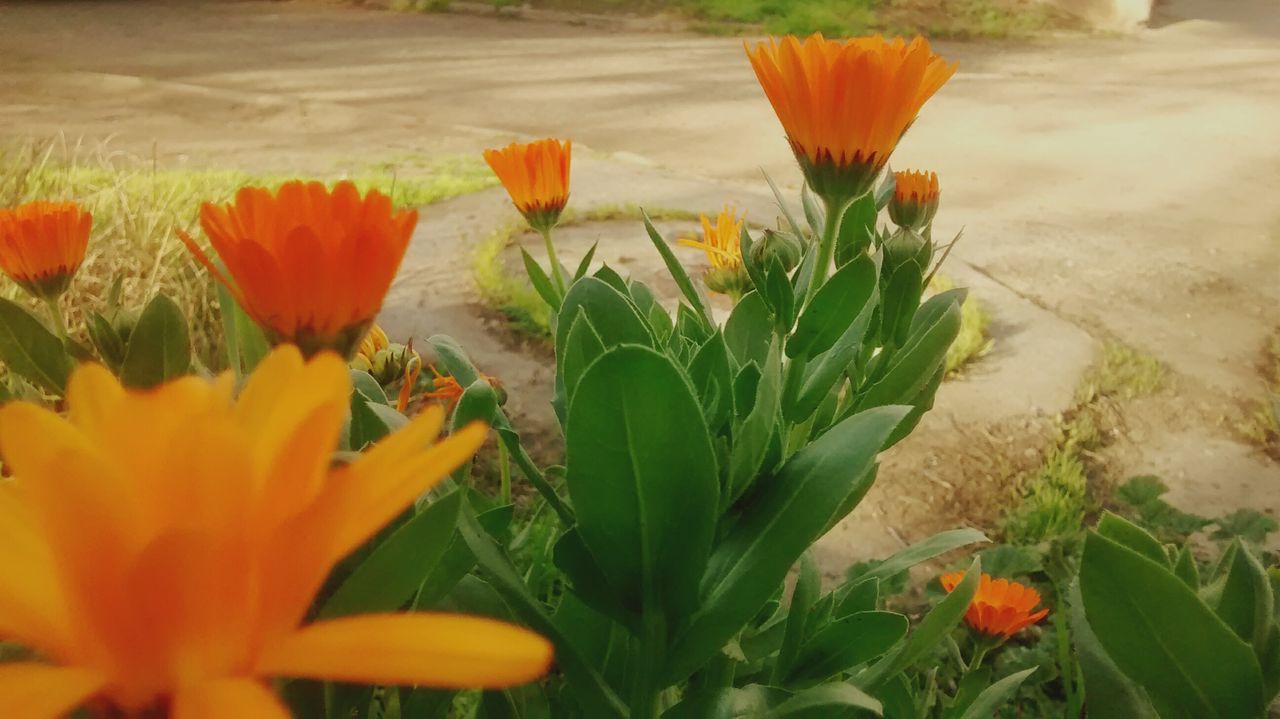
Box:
[1238,330,1280,458]
[1075,340,1165,404]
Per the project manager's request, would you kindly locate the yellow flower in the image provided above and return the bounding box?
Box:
[678,207,752,298]
[0,200,92,300]
[0,346,552,716]
[746,34,956,206]
[355,324,391,365]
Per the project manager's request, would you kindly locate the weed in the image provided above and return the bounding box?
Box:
[1074,340,1164,404]
[1238,329,1280,459]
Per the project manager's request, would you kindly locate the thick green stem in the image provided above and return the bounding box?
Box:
[630,612,667,719]
[43,296,69,344]
[802,197,848,309]
[540,227,568,298]
[498,440,512,505]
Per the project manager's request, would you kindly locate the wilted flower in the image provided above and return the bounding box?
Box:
[180,181,416,358]
[0,346,551,715]
[746,34,956,207]
[889,170,940,230]
[940,572,1050,640]
[679,207,751,299]
[484,139,572,233]
[0,200,91,300]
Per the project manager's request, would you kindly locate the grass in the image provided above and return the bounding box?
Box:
[472,204,698,340]
[1002,340,1163,544]
[1238,329,1280,459]
[427,0,1069,40]
[0,138,496,367]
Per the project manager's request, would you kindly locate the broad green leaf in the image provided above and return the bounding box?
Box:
[835,193,877,267]
[566,346,720,623]
[1069,583,1160,719]
[319,490,462,619]
[775,553,821,684]
[664,685,781,719]
[835,579,879,618]
[853,529,988,585]
[457,505,628,718]
[643,210,713,328]
[666,405,909,684]
[593,264,628,294]
[1097,512,1169,568]
[788,255,877,359]
[561,313,605,399]
[120,294,190,388]
[350,370,388,404]
[215,276,269,377]
[725,292,772,369]
[878,265,924,348]
[768,683,881,717]
[688,332,734,431]
[728,341,782,504]
[428,333,482,386]
[954,668,1037,719]
[1079,530,1266,718]
[761,258,795,331]
[1173,546,1200,590]
[855,299,960,412]
[788,294,875,422]
[555,277,651,357]
[858,559,980,690]
[1211,539,1274,653]
[788,611,908,685]
[521,247,561,308]
[347,395,391,451]
[0,296,73,393]
[85,311,126,370]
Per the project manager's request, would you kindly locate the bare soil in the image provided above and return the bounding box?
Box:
[2,0,1278,567]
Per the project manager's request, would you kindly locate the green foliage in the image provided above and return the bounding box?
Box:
[1076,340,1165,404]
[1002,445,1088,545]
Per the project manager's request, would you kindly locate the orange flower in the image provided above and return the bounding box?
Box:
[940,572,1050,640]
[180,181,416,358]
[746,34,956,206]
[484,139,572,232]
[0,200,91,300]
[0,346,551,716]
[889,170,940,229]
[678,206,752,298]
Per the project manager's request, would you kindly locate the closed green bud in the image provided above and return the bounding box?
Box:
[750,228,804,273]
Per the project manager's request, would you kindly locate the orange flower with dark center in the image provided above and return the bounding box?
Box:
[746,34,957,206]
[0,346,551,716]
[0,200,91,300]
[940,572,1050,640]
[889,170,941,229]
[484,139,572,233]
[180,181,416,358]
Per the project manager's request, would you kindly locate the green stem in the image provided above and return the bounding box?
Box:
[43,296,69,344]
[630,612,666,719]
[498,440,512,506]
[802,197,849,309]
[967,641,994,673]
[540,227,568,299]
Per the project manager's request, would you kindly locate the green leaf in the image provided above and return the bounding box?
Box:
[593,264,628,294]
[788,611,908,685]
[855,299,960,412]
[775,553,821,684]
[1069,583,1159,719]
[800,183,825,236]
[457,506,628,718]
[0,296,73,394]
[561,312,605,399]
[954,668,1037,719]
[566,345,720,623]
[835,194,877,267]
[853,529,989,586]
[728,341,782,505]
[666,405,908,684]
[120,294,191,388]
[688,332,734,431]
[351,370,388,404]
[85,311,126,370]
[1079,530,1266,718]
[215,279,268,377]
[1211,540,1274,653]
[643,209,713,329]
[768,683,881,717]
[556,277,652,357]
[319,490,462,619]
[347,395,392,451]
[761,258,795,331]
[787,293,875,422]
[521,247,561,308]
[664,685,781,719]
[725,292,772,369]
[788,255,877,360]
[575,241,599,281]
[859,559,981,690]
[1097,512,1169,568]
[1115,475,1170,506]
[1213,509,1280,546]
[878,265,924,348]
[1173,545,1200,590]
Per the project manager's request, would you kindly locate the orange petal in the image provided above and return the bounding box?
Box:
[257,613,553,689]
[171,679,290,719]
[0,663,105,719]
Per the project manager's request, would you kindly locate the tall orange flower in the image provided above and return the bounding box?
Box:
[0,200,91,300]
[483,139,572,233]
[746,34,956,206]
[180,181,416,358]
[889,170,940,229]
[940,572,1050,640]
[0,346,552,716]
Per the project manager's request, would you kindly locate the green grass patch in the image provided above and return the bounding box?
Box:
[1238,330,1280,459]
[0,138,496,367]
[1074,339,1164,405]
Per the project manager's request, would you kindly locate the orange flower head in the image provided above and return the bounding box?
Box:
[746,34,957,206]
[483,139,572,233]
[423,364,504,410]
[180,181,417,358]
[678,206,751,298]
[940,572,1050,640]
[889,170,940,229]
[0,346,552,716]
[0,200,91,300]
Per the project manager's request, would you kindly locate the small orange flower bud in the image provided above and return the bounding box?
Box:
[889,170,941,230]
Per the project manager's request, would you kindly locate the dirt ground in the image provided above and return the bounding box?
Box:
[2,0,1278,567]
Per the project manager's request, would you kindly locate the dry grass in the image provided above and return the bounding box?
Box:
[0,138,496,367]
[1238,330,1280,459]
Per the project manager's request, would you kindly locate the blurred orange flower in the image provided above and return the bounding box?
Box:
[746,34,956,205]
[180,181,416,358]
[0,200,91,300]
[484,139,572,232]
[0,346,551,716]
[889,170,941,229]
[940,572,1050,640]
